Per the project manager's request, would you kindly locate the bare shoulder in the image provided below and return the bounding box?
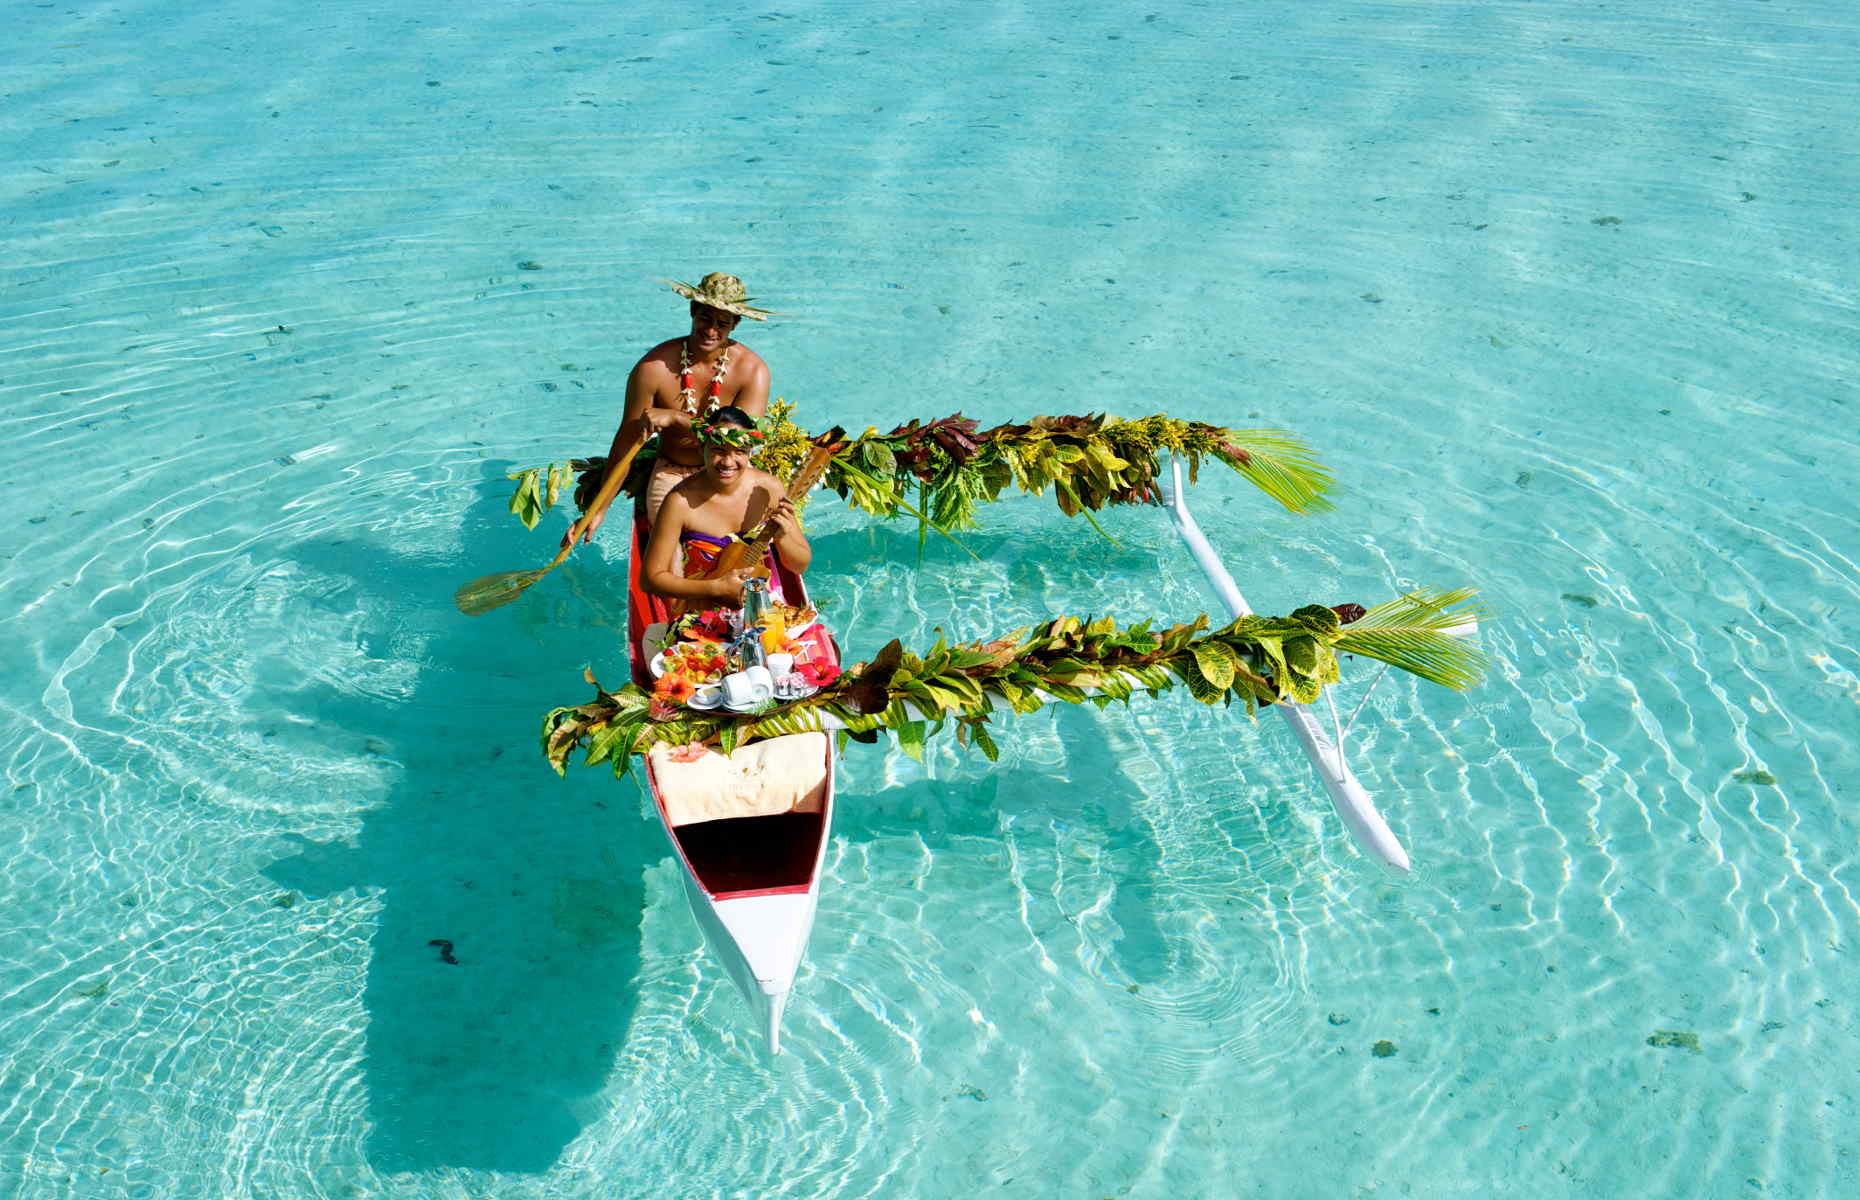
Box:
[628,341,682,403]
[748,468,786,496]
[740,347,770,388]
[727,343,770,411]
[656,485,695,525]
[635,338,683,375]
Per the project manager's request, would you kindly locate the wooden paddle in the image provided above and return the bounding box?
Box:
[453,426,651,616]
[667,427,845,618]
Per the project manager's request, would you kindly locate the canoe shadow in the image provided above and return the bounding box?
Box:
[260,462,651,1176]
[248,469,1265,1174]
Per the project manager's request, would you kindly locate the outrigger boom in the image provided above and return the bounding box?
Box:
[1156,458,1413,873]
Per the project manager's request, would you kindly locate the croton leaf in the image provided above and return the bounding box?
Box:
[1191,641,1239,691]
[895,720,927,761]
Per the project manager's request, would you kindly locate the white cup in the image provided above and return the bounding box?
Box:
[690,683,723,709]
[722,666,774,708]
[765,653,794,678]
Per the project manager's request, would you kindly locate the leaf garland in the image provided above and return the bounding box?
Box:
[506,467,544,529]
[806,408,1336,522]
[505,403,1333,533]
[540,590,1482,779]
[502,461,580,530]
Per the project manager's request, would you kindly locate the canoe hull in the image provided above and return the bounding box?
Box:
[628,503,839,1051]
[647,742,835,1054]
[674,874,819,1054]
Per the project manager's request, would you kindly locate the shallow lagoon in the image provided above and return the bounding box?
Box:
[3,1,1858,1196]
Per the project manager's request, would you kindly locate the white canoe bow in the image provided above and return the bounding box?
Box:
[644,733,834,1054]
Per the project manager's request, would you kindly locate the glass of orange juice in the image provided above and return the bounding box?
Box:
[760,607,786,655]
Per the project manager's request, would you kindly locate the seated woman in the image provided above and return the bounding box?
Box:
[642,406,811,608]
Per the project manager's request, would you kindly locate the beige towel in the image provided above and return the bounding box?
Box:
[649,732,829,827]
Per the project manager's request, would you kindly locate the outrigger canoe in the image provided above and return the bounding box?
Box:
[625,508,837,1054]
[612,455,1472,1050]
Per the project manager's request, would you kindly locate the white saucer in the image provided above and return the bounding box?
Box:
[686,690,724,711]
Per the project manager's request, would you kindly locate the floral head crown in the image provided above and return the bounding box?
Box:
[694,412,766,450]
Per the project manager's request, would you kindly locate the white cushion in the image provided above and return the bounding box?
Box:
[649,732,829,827]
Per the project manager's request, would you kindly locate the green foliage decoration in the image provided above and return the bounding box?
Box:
[504,462,580,529]
[744,399,815,492]
[506,467,543,529]
[818,412,1332,531]
[540,589,1482,778]
[506,405,1332,532]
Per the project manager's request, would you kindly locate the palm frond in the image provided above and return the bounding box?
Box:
[1220,428,1335,514]
[1333,588,1486,690]
[741,705,835,741]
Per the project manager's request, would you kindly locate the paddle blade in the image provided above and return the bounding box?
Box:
[453,568,547,615]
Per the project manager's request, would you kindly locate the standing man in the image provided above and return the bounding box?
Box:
[574,272,777,543]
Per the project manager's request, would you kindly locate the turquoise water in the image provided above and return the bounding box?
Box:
[4,0,1858,1195]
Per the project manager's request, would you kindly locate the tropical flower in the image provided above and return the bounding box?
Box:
[658,675,697,705]
[797,661,841,687]
[667,742,708,763]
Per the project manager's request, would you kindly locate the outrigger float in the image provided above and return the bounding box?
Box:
[1157,457,1427,872]
[470,411,1484,1051]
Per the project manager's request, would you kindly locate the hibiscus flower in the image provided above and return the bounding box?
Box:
[658,675,698,705]
[666,741,709,764]
[797,661,841,687]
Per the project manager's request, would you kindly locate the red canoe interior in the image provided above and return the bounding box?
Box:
[626,509,672,687]
[673,810,826,897]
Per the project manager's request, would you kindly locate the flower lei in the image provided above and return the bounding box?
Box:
[677,339,732,416]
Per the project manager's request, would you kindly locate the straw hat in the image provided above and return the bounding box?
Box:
[661,272,781,321]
